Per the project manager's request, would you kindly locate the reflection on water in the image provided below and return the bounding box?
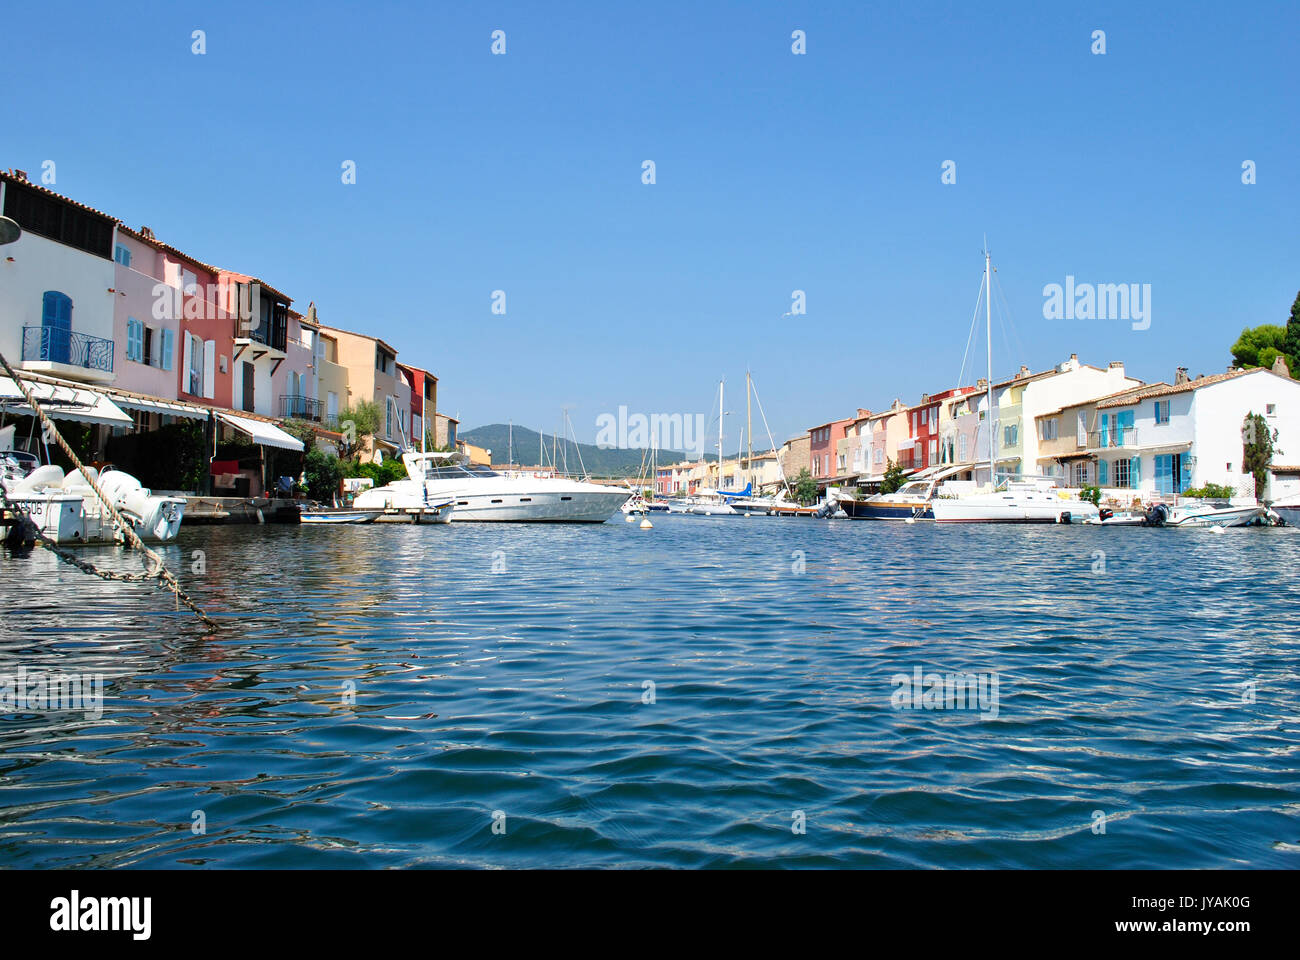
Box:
[1,517,1298,868]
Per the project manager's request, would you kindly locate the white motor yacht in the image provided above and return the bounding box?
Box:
[931,477,1100,524]
[364,451,629,522]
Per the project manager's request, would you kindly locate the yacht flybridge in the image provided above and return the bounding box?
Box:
[361,451,630,523]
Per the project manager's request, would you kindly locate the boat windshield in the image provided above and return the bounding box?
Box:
[416,462,501,479]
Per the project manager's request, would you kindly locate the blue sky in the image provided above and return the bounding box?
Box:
[4,0,1297,449]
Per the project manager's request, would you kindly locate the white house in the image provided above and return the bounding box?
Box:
[0,171,118,385]
[1090,366,1300,501]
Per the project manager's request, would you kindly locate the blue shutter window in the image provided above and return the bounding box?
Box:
[127,318,143,362]
[161,329,174,371]
[114,244,132,267]
[1131,456,1141,488]
[1117,410,1134,445]
[1178,455,1191,494]
[1098,459,1109,486]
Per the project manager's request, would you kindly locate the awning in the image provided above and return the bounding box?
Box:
[0,376,133,427]
[109,394,209,420]
[216,412,304,451]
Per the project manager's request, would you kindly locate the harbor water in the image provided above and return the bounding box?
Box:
[1,515,1298,868]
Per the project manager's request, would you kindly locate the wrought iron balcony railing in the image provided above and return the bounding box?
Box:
[280,394,326,422]
[1088,429,1139,449]
[22,326,114,373]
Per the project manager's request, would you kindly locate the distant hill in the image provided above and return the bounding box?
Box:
[460,423,709,477]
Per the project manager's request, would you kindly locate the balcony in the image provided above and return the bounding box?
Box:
[280,394,326,422]
[21,326,114,382]
[1088,428,1139,450]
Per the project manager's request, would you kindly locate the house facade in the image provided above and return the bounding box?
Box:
[0,171,118,387]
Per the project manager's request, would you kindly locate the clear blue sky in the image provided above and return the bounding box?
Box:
[4,0,1297,449]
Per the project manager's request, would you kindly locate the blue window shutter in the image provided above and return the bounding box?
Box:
[1098,460,1109,485]
[1179,456,1191,493]
[1131,456,1140,486]
[42,291,57,325]
[162,329,174,371]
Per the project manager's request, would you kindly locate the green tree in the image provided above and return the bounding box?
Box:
[879,458,907,494]
[1242,412,1279,501]
[337,399,382,457]
[302,450,345,503]
[1079,484,1102,507]
[1285,290,1300,371]
[1230,324,1288,371]
[790,468,818,505]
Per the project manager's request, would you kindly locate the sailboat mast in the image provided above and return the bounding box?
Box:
[746,370,753,492]
[508,420,513,469]
[717,379,724,490]
[985,247,995,487]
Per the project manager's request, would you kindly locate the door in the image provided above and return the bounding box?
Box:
[242,361,256,412]
[41,291,72,364]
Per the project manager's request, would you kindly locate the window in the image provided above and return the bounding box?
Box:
[127,317,144,362]
[1154,454,1188,495]
[385,401,393,438]
[1041,418,1058,441]
[1098,459,1109,485]
[187,334,203,395]
[875,448,883,464]
[1266,403,1277,417]
[1003,424,1018,448]
[1073,461,1089,486]
[114,244,132,267]
[920,408,928,426]
[929,438,937,462]
[1077,412,1087,448]
[1154,400,1170,424]
[161,329,174,371]
[1113,457,1131,488]
[959,434,968,462]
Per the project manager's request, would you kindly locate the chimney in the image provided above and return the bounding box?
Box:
[1108,361,1124,370]
[139,225,154,240]
[1018,365,1031,378]
[1175,367,1189,385]
[976,377,988,390]
[1272,355,1291,377]
[920,393,931,404]
[856,407,871,419]
[13,169,28,181]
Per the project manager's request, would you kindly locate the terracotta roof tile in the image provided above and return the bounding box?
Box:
[1093,368,1287,408]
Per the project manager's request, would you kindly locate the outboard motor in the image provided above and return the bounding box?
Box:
[1098,507,1114,521]
[1058,511,1072,524]
[1143,503,1170,527]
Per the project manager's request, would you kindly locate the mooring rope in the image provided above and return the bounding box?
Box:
[0,350,219,629]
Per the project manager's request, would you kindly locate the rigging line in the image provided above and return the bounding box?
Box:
[956,269,986,389]
[749,374,793,495]
[566,414,589,480]
[993,270,1028,373]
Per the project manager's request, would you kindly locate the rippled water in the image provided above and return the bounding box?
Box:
[1,515,1298,868]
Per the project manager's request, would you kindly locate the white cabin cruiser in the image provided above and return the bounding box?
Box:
[931,477,1100,524]
[365,451,629,522]
[2,452,185,544]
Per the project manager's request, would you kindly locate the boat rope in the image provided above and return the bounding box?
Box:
[0,350,219,629]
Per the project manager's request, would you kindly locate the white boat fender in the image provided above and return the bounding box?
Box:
[1210,524,1225,534]
[639,518,653,529]
[625,513,635,522]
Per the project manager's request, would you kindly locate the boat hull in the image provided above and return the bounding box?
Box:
[931,495,1098,524]
[839,498,933,520]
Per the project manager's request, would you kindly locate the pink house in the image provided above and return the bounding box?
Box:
[808,416,853,484]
